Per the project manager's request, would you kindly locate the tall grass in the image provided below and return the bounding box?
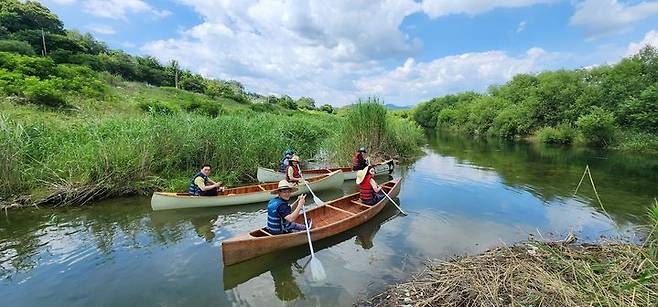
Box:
[0,112,337,202]
[326,98,425,164]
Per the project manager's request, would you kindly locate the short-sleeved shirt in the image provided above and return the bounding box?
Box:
[194,176,206,188]
[276,201,292,219]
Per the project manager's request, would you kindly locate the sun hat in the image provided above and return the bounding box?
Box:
[271,180,299,194]
[289,155,300,162]
[355,165,373,184]
[358,147,367,153]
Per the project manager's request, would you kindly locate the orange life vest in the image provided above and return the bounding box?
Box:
[359,173,375,202]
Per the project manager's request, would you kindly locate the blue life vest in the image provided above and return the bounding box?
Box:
[188,172,209,195]
[267,197,291,234]
[279,153,292,172]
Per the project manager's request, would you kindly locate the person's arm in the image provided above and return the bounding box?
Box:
[370,178,382,193]
[284,195,306,222]
[196,177,222,191]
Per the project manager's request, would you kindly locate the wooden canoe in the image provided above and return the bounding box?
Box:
[221,177,402,266]
[151,170,344,211]
[256,159,395,183]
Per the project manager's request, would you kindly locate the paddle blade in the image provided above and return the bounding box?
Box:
[310,257,326,281]
[313,195,324,206]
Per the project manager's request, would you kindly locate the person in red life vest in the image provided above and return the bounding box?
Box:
[356,165,385,205]
[286,155,304,184]
[352,147,369,171]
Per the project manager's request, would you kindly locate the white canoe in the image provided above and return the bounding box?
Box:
[151,170,344,211]
[256,159,395,183]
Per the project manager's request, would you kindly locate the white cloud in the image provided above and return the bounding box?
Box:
[569,0,658,38]
[516,21,527,33]
[50,0,77,4]
[421,0,555,18]
[80,0,171,19]
[141,0,568,106]
[354,48,560,104]
[626,30,658,56]
[87,24,116,35]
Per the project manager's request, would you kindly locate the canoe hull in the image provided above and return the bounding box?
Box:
[221,178,402,266]
[151,171,344,211]
[256,159,394,182]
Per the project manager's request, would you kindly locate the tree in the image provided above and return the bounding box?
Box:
[0,0,65,34]
[296,96,315,109]
[0,39,34,55]
[168,59,179,89]
[320,104,334,114]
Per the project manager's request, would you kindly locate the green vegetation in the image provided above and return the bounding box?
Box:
[0,1,424,207]
[413,47,658,152]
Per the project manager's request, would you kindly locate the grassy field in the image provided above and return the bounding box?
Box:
[1,81,424,208]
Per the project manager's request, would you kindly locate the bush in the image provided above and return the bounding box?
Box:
[22,77,67,107]
[0,40,35,55]
[137,99,175,114]
[537,123,576,144]
[250,103,278,113]
[619,83,658,133]
[576,107,617,146]
[183,100,224,117]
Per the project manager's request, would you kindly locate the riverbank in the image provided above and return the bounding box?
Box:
[1,87,425,209]
[364,203,658,307]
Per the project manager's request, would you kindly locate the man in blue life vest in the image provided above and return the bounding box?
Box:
[352,147,369,171]
[188,164,225,196]
[266,180,312,234]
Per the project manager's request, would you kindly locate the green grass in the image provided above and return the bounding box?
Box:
[1,85,423,206]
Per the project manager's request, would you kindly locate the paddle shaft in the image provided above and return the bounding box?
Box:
[381,188,407,215]
[296,165,323,204]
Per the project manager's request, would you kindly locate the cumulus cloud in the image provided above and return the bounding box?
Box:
[516,21,527,33]
[87,24,116,35]
[421,0,555,18]
[80,0,171,19]
[354,48,560,104]
[141,0,566,105]
[626,30,658,56]
[569,0,658,38]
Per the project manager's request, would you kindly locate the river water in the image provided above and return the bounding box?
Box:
[2,133,657,306]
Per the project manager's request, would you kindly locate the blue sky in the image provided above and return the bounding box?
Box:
[39,0,658,106]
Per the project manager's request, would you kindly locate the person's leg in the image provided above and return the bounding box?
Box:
[288,221,310,232]
[200,187,218,196]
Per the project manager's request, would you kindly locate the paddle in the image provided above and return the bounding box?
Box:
[296,165,326,281]
[296,166,324,206]
[381,186,407,216]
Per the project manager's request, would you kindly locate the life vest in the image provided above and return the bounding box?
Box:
[188,172,209,196]
[352,152,367,171]
[279,153,292,173]
[286,164,301,181]
[359,173,375,202]
[267,197,290,234]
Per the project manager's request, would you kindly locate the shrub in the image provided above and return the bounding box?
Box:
[183,100,224,117]
[0,40,35,55]
[137,99,175,114]
[537,123,576,144]
[22,77,67,107]
[250,103,278,113]
[576,107,617,146]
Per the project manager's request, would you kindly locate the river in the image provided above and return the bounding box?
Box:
[2,132,656,306]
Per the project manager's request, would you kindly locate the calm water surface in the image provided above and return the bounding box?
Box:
[2,133,657,306]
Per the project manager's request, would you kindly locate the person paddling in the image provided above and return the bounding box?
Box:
[188,164,225,196]
[266,180,311,234]
[279,149,295,173]
[356,165,385,205]
[352,147,369,171]
[286,155,304,184]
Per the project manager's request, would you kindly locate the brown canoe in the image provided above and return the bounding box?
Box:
[221,178,402,266]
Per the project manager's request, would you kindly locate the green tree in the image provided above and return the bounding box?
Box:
[320,104,334,114]
[576,107,617,146]
[0,0,64,34]
[296,96,316,109]
[0,39,34,55]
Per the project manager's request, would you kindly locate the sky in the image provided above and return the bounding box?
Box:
[38,0,658,107]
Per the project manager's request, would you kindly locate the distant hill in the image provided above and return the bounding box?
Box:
[385,103,412,110]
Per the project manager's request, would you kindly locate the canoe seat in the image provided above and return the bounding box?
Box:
[257,185,266,191]
[351,200,371,208]
[325,204,356,216]
[260,228,273,236]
